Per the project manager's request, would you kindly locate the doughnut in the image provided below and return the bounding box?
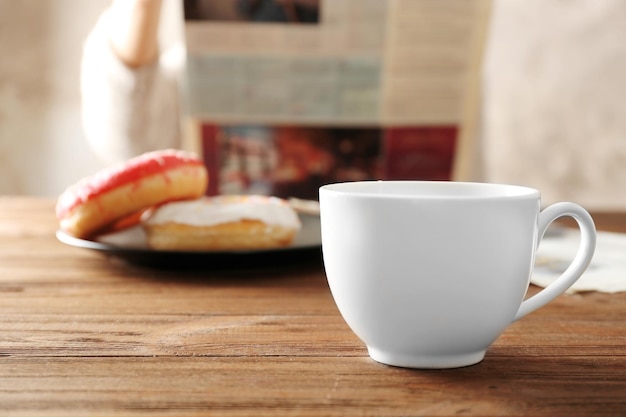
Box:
[56,149,208,238]
[142,195,302,251]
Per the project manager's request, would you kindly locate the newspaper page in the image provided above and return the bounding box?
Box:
[181,0,489,198]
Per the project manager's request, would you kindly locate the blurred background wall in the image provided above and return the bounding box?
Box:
[482,0,626,210]
[0,0,109,196]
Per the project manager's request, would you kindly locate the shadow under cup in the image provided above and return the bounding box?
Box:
[318,181,596,369]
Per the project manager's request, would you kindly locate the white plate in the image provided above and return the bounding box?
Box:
[56,214,322,270]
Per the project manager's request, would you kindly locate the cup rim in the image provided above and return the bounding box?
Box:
[319,181,540,200]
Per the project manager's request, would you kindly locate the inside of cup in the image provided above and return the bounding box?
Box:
[321,181,539,199]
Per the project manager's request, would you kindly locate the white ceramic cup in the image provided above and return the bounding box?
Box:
[319,181,596,369]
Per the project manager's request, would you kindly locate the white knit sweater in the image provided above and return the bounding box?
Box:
[80,9,183,165]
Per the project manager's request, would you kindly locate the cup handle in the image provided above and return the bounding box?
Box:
[514,202,597,321]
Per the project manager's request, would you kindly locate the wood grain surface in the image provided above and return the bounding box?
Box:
[0,197,624,416]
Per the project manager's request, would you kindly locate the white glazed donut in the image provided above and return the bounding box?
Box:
[142,195,302,250]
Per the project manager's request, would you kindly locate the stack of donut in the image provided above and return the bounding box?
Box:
[56,149,301,250]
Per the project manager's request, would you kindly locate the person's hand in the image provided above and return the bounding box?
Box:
[107,0,163,68]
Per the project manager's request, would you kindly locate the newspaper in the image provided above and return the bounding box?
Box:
[180,0,491,197]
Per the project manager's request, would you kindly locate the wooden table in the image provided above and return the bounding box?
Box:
[1,197,624,416]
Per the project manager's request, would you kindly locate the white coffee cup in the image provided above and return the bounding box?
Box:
[319,181,596,369]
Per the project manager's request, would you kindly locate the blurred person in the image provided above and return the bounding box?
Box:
[81,0,319,165]
[81,0,178,165]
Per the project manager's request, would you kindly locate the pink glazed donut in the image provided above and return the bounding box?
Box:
[56,149,208,238]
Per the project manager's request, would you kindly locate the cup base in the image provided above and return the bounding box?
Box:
[367,347,486,369]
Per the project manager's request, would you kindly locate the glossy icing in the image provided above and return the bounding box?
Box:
[144,195,302,229]
[56,150,204,218]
